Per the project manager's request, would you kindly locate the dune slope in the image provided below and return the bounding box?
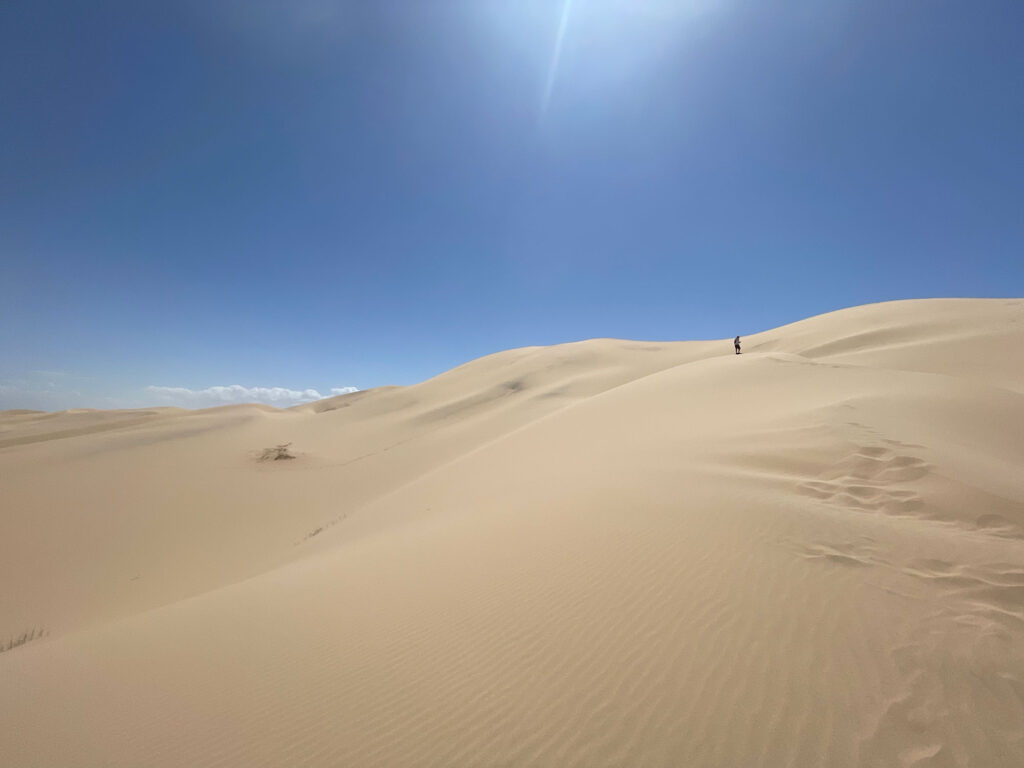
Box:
[1,298,1023,767]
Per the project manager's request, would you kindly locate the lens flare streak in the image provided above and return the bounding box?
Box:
[541,0,574,116]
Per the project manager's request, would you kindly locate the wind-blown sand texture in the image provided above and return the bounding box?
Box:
[2,298,1023,767]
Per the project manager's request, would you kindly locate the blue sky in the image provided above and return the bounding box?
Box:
[2,0,1022,409]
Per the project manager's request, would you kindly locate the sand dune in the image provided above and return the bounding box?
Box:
[2,298,1022,766]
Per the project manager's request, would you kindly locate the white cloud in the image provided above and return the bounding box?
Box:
[145,384,359,409]
[0,379,83,411]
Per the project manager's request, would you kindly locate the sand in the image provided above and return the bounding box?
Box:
[1,298,1022,767]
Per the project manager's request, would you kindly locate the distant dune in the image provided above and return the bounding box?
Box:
[1,298,1022,766]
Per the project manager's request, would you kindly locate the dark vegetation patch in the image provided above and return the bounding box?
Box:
[260,442,296,461]
[2,627,48,653]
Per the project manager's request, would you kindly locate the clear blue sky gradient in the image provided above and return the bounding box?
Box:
[2,1,1023,408]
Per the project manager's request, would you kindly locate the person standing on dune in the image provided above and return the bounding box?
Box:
[734,336,741,355]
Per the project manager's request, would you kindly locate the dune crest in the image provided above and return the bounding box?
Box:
[2,298,1023,766]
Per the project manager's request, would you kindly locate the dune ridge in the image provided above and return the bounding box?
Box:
[2,298,1023,766]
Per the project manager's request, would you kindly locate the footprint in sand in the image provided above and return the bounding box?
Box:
[794,541,877,568]
[859,559,1024,766]
[902,559,1024,626]
[796,444,930,520]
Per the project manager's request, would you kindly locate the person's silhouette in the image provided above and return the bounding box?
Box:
[734,336,741,355]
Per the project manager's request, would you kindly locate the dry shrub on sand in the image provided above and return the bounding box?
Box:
[260,443,295,461]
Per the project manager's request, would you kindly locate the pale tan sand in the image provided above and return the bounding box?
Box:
[1,298,1022,766]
